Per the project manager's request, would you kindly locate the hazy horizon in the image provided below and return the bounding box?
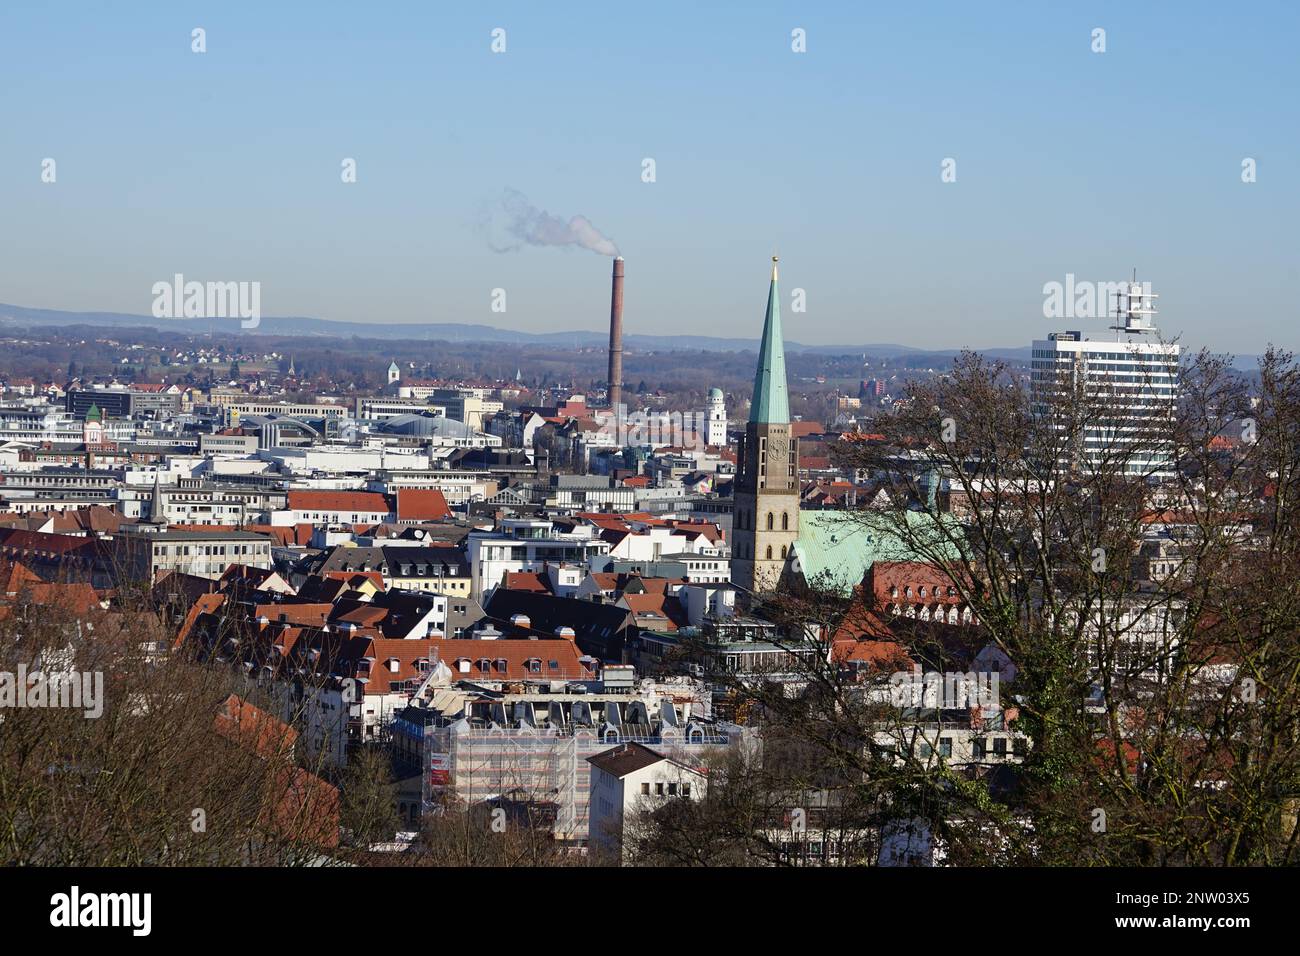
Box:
[2,1,1296,353]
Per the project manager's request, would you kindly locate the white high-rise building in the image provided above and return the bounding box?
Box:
[705,387,727,447]
[1031,278,1180,479]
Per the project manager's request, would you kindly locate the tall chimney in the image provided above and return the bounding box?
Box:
[607,256,624,412]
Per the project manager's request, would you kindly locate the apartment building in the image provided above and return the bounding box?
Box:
[467,518,611,601]
[390,675,732,843]
[116,528,273,580]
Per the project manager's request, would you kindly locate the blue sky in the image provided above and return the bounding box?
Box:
[1,1,1296,352]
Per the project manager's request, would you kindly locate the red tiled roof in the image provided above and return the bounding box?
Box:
[287,490,390,514]
[254,602,333,626]
[245,523,315,547]
[322,570,385,590]
[213,694,339,848]
[0,559,44,593]
[438,638,592,681]
[395,488,451,521]
[214,693,297,758]
[831,637,910,667]
[174,592,227,650]
[620,593,687,630]
[503,571,550,593]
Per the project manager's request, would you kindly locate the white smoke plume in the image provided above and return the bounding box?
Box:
[486,188,619,256]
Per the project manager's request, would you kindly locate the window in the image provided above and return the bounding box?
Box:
[682,784,691,797]
[655,782,664,796]
[938,737,952,758]
[973,739,986,758]
[766,512,774,530]
[781,512,789,530]
[641,782,650,795]
[668,783,678,795]
[993,738,1008,757]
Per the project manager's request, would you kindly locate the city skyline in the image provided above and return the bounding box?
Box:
[2,1,1296,353]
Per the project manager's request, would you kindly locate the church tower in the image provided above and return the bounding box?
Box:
[388,360,401,386]
[731,257,799,593]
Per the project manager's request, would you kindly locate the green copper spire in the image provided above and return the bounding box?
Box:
[749,256,789,424]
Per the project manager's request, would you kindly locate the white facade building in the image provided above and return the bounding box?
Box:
[705,387,727,447]
[467,518,611,600]
[1031,281,1179,479]
[587,742,707,858]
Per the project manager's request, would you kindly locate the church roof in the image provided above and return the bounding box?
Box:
[792,510,962,596]
[750,257,789,424]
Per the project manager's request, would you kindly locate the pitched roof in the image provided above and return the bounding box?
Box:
[440,637,591,681]
[619,592,686,631]
[214,693,298,758]
[287,490,390,514]
[395,488,452,522]
[792,511,961,596]
[173,592,227,650]
[0,559,44,594]
[503,570,551,593]
[483,589,635,660]
[246,523,314,547]
[588,742,681,778]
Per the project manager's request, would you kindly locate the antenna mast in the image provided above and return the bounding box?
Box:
[1110,268,1159,341]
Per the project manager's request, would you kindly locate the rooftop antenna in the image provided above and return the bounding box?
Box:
[1110,268,1158,341]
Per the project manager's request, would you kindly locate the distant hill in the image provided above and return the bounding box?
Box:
[0,300,1028,361]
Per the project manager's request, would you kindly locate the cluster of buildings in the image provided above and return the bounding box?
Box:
[0,261,1245,864]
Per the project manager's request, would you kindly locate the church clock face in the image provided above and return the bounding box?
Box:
[767,436,788,461]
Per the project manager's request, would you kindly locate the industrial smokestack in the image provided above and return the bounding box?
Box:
[607,256,624,412]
